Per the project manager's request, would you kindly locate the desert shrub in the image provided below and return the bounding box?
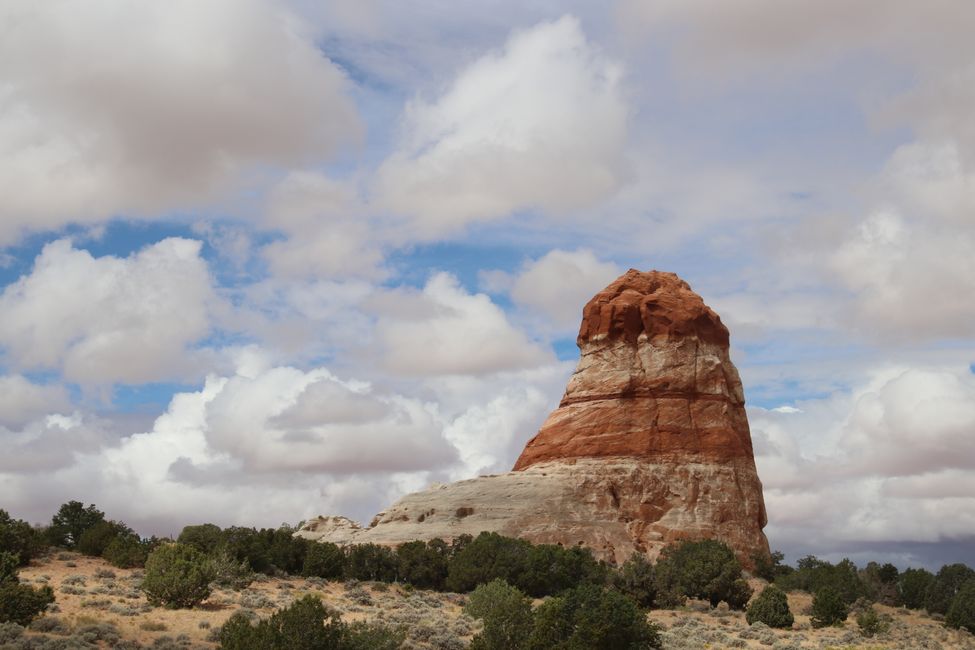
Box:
[924,563,975,615]
[465,579,533,650]
[898,567,935,609]
[946,578,975,632]
[141,543,215,608]
[0,510,43,566]
[446,532,531,593]
[0,552,17,583]
[0,581,55,626]
[0,622,23,644]
[103,535,153,569]
[140,620,169,631]
[177,523,224,555]
[520,544,606,598]
[263,525,311,575]
[776,556,863,605]
[345,543,398,583]
[218,594,402,649]
[29,615,70,635]
[220,525,310,576]
[858,561,899,605]
[654,539,752,609]
[301,541,346,581]
[0,551,55,626]
[77,520,136,557]
[396,539,449,590]
[752,550,791,582]
[810,586,848,628]
[75,621,121,645]
[746,585,794,628]
[46,501,105,549]
[528,583,662,650]
[855,605,889,637]
[238,589,276,609]
[209,548,255,590]
[613,552,656,608]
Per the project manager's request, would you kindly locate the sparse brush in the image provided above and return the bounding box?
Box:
[28,615,71,635]
[139,620,168,631]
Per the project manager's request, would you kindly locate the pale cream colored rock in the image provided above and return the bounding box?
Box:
[295,515,363,545]
[298,459,767,565]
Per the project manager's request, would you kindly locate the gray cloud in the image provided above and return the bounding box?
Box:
[0,0,361,241]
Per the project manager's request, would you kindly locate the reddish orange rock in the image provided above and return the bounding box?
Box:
[300,270,770,567]
[514,269,754,470]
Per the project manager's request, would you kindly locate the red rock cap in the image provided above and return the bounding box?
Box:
[577,269,729,348]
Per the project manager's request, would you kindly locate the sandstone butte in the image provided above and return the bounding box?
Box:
[298,269,771,567]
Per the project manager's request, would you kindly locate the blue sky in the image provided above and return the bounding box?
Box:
[1,0,973,570]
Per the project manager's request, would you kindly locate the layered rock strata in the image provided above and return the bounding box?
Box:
[299,270,769,565]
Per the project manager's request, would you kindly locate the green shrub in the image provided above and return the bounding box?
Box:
[924,563,975,615]
[177,524,225,555]
[528,583,661,650]
[654,539,752,609]
[209,548,255,590]
[859,561,899,605]
[746,585,794,628]
[77,520,134,557]
[811,586,848,628]
[396,539,448,590]
[446,532,530,593]
[141,543,215,608]
[46,501,105,549]
[218,594,402,649]
[521,544,606,598]
[0,553,55,626]
[776,556,863,605]
[102,535,151,568]
[301,541,346,580]
[613,552,657,608]
[0,510,43,566]
[0,582,55,625]
[752,549,792,582]
[465,579,533,650]
[220,525,311,575]
[856,605,889,637]
[345,543,398,583]
[898,567,935,609]
[946,578,975,632]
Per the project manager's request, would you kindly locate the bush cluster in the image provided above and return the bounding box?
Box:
[141,543,216,608]
[465,579,661,650]
[776,555,864,606]
[218,594,402,649]
[654,539,752,609]
[895,562,975,623]
[746,585,793,628]
[810,586,849,628]
[0,511,43,567]
[0,551,55,625]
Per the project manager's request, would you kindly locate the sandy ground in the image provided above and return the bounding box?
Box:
[15,553,975,649]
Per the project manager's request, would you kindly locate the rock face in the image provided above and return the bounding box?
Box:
[299,270,769,566]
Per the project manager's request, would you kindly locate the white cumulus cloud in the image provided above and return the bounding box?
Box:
[753,364,975,557]
[375,15,629,236]
[369,273,554,376]
[508,249,622,332]
[0,238,217,385]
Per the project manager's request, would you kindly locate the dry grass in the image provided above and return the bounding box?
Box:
[15,555,975,649]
